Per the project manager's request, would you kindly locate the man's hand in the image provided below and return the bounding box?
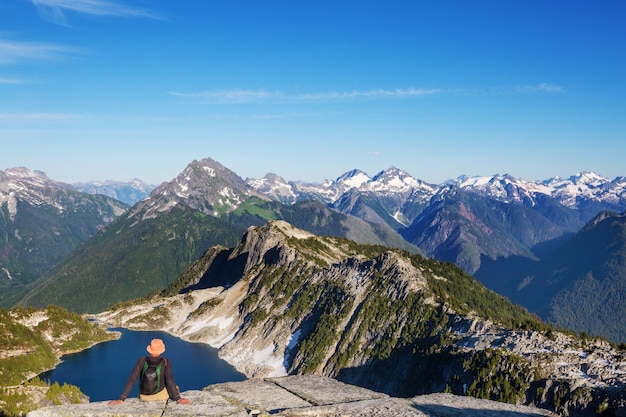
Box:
[108,400,123,406]
[177,398,191,405]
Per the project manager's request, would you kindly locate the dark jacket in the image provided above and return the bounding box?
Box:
[118,356,181,401]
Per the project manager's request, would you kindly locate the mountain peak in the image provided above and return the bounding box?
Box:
[332,169,371,188]
[130,158,269,219]
[5,166,50,179]
[569,171,608,186]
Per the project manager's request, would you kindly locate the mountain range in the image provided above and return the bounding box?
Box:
[249,169,626,272]
[3,159,626,342]
[16,160,418,312]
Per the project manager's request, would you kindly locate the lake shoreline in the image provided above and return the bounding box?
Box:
[39,327,246,402]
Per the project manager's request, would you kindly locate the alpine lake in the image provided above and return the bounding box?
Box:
[39,328,246,402]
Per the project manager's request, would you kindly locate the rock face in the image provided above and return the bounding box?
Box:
[27,375,556,417]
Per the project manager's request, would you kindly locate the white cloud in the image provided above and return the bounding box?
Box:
[514,83,565,94]
[0,39,84,64]
[31,0,159,25]
[169,87,442,104]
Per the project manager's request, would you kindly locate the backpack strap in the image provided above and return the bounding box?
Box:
[140,357,148,377]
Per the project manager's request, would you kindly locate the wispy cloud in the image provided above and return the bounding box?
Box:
[170,89,284,104]
[31,0,160,26]
[251,111,325,120]
[0,112,83,122]
[0,77,25,84]
[0,39,84,64]
[169,87,443,104]
[169,84,563,105]
[514,83,565,94]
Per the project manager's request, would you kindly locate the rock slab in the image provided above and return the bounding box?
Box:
[27,375,556,417]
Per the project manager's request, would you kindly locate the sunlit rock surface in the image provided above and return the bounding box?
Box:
[27,375,555,417]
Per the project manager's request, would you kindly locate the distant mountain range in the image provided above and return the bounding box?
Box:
[249,168,626,274]
[72,178,156,206]
[3,159,626,342]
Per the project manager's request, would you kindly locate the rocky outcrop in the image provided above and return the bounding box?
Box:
[27,375,556,417]
[92,222,626,416]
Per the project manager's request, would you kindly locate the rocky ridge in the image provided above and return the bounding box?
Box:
[27,375,557,417]
[92,221,626,415]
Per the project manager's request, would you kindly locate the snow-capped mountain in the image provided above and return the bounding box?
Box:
[249,168,626,219]
[247,169,372,205]
[247,167,626,279]
[545,172,626,209]
[72,178,156,206]
[245,173,298,204]
[1,167,73,217]
[454,171,626,211]
[0,167,128,221]
[247,167,438,228]
[247,167,437,207]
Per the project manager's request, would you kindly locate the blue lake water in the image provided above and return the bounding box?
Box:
[40,328,246,402]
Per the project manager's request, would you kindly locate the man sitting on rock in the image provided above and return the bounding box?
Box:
[108,338,191,405]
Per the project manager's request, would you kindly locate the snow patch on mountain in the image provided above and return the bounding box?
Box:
[268,168,625,210]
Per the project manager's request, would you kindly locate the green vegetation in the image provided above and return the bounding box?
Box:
[19,206,245,313]
[0,306,112,416]
[408,253,547,331]
[125,305,170,327]
[518,212,626,344]
[291,282,353,373]
[0,377,86,417]
[0,194,128,309]
[462,348,533,403]
[44,381,85,405]
[0,386,39,417]
[0,305,114,385]
[230,197,277,222]
[0,312,57,386]
[188,297,222,320]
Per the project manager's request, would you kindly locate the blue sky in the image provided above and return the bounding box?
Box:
[1,1,625,185]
